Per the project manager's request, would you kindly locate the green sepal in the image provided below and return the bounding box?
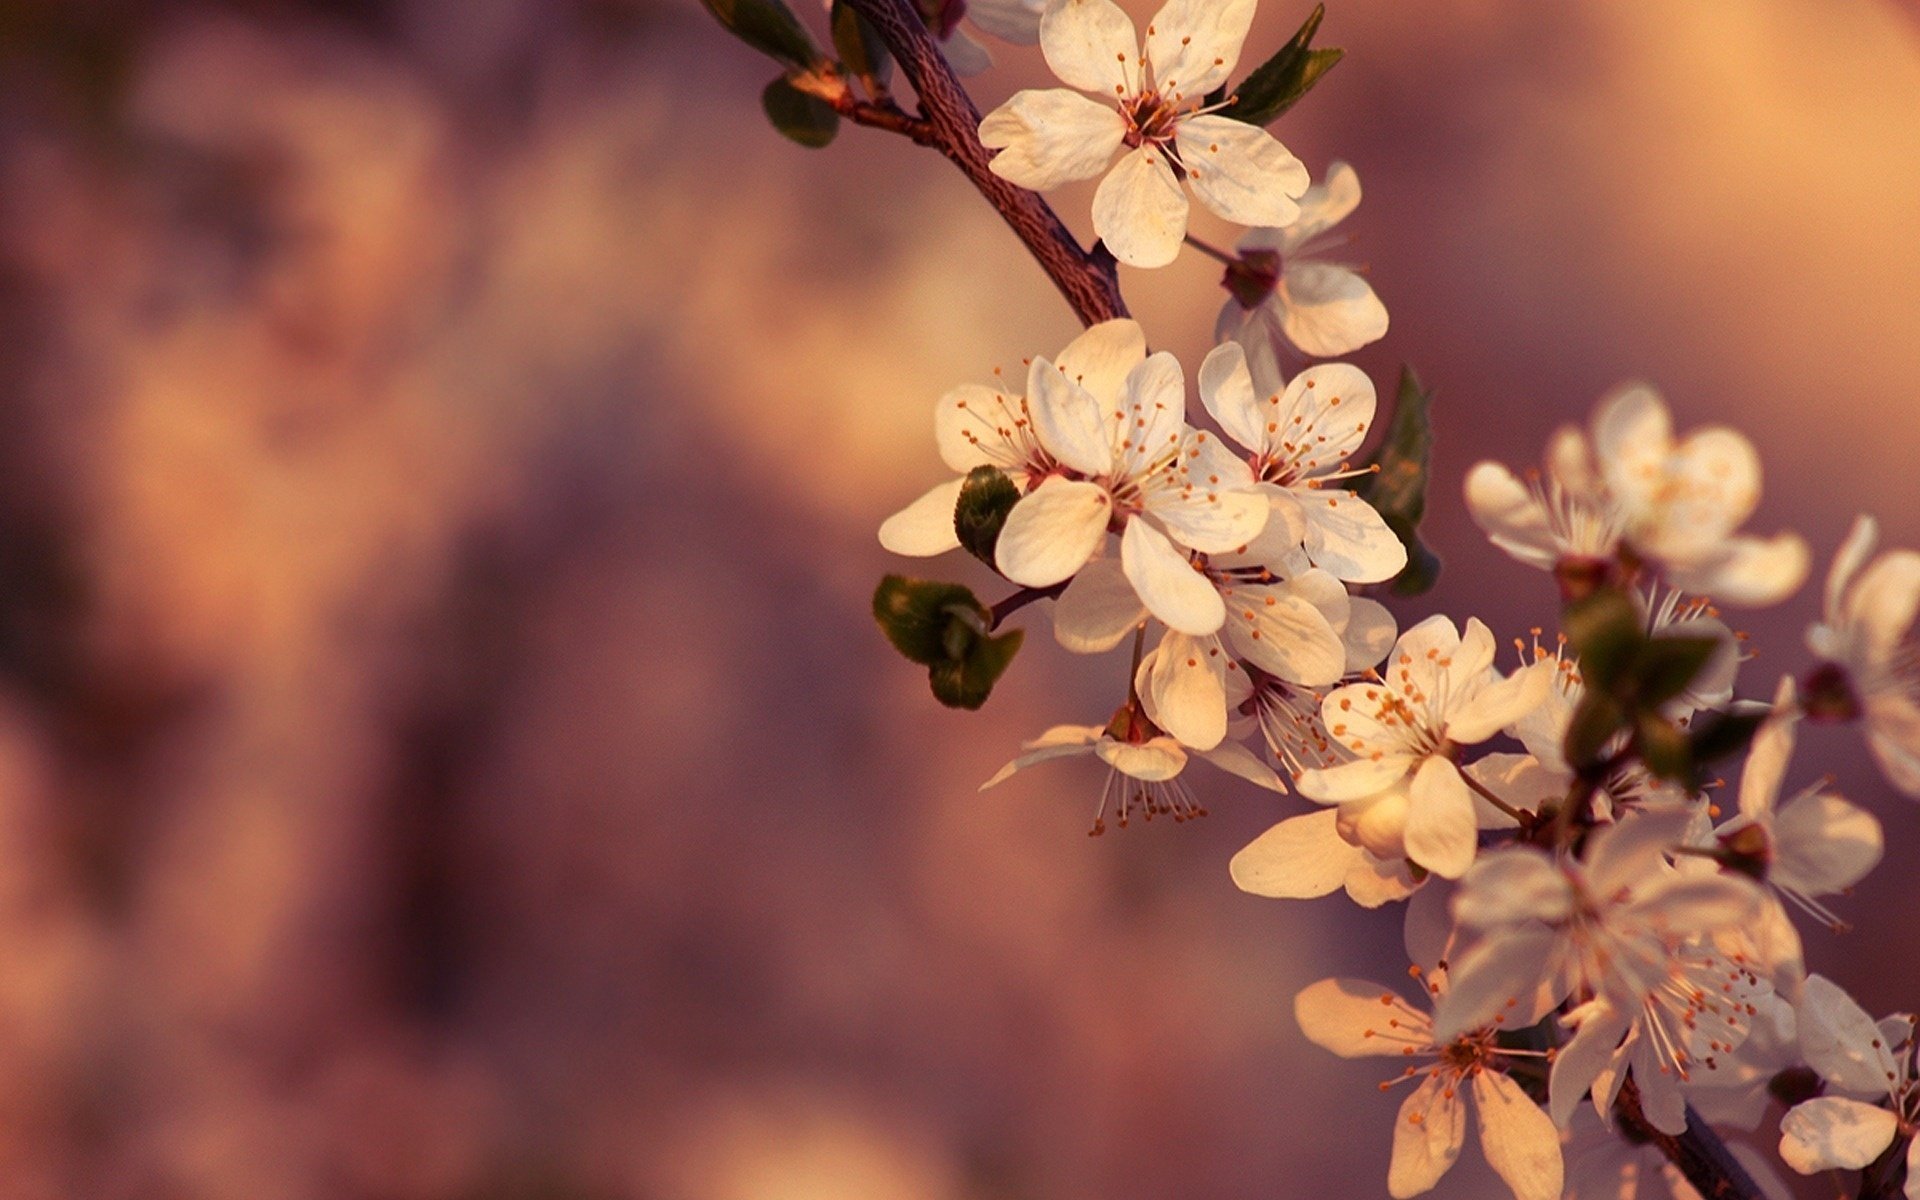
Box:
[1564,692,1626,771]
[703,0,825,68]
[1221,5,1343,126]
[831,0,892,91]
[954,466,1020,568]
[762,77,840,147]
[1357,365,1440,596]
[872,575,1022,709]
[1562,586,1642,693]
[1687,710,1767,773]
[1634,712,1692,783]
[1634,636,1723,709]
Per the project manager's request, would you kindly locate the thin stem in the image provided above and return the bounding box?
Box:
[1125,622,1148,707]
[836,94,941,146]
[841,0,1128,326]
[1614,1081,1764,1200]
[1182,233,1238,266]
[1459,769,1527,823]
[989,582,1067,630]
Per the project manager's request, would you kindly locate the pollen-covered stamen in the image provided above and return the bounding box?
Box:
[1522,464,1626,561]
[1249,380,1376,491]
[1637,950,1764,1081]
[949,387,1057,480]
[1245,669,1336,776]
[1088,767,1206,836]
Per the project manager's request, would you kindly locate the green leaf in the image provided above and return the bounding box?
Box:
[831,0,892,90]
[1633,635,1722,708]
[1564,692,1626,770]
[1562,586,1642,693]
[1635,712,1692,783]
[1687,710,1767,772]
[872,575,1022,709]
[702,0,824,68]
[1223,5,1343,126]
[762,77,840,147]
[954,466,1020,568]
[1356,365,1440,596]
[930,627,1024,710]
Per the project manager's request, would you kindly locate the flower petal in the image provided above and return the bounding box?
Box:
[1300,490,1406,583]
[1092,145,1188,268]
[1197,739,1285,791]
[995,476,1113,586]
[1404,757,1478,880]
[1120,516,1223,635]
[1825,514,1879,622]
[1549,1001,1631,1129]
[1848,547,1920,666]
[1223,583,1345,687]
[979,88,1126,189]
[1454,848,1572,929]
[1473,1071,1563,1200]
[1592,383,1672,516]
[1094,734,1187,780]
[1272,160,1363,254]
[1447,660,1554,746]
[1143,0,1254,99]
[941,25,995,74]
[1389,1074,1465,1199]
[1431,924,1564,1042]
[1056,317,1147,415]
[1037,0,1138,95]
[1297,755,1411,804]
[1294,977,1433,1059]
[1176,116,1307,229]
[1026,354,1114,475]
[1464,462,1559,570]
[1052,554,1144,652]
[979,725,1101,788]
[1145,631,1228,749]
[1772,791,1883,897]
[1197,339,1268,454]
[936,383,1025,473]
[1669,532,1809,608]
[878,478,964,556]
[1799,973,1898,1096]
[1230,809,1357,899]
[1779,1096,1899,1174]
[1276,261,1389,358]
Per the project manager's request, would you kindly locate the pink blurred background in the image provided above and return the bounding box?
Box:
[0,0,1917,1195]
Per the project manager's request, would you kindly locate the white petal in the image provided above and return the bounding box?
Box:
[1550,1001,1630,1128]
[1055,317,1147,415]
[1197,339,1268,453]
[1592,383,1673,516]
[1196,739,1284,791]
[1297,755,1411,804]
[1464,461,1559,570]
[1799,973,1899,1096]
[1670,533,1809,608]
[1632,873,1764,936]
[1230,809,1356,898]
[1143,0,1254,99]
[1448,661,1554,746]
[1294,977,1433,1059]
[1275,261,1389,357]
[1389,1075,1465,1199]
[1145,444,1271,553]
[1848,548,1920,666]
[1273,161,1363,252]
[1223,583,1345,686]
[936,383,1023,473]
[1824,514,1879,622]
[979,726,1101,788]
[1120,517,1223,635]
[1663,426,1762,537]
[1052,555,1144,652]
[1279,361,1377,464]
[1094,735,1186,780]
[1344,597,1398,672]
[1092,145,1188,268]
[1146,631,1228,749]
[1112,351,1188,478]
[1778,1097,1900,1174]
[878,478,964,556]
[1454,849,1572,929]
[966,0,1043,43]
[1771,791,1883,896]
[995,477,1113,586]
[1404,757,1478,880]
[1583,810,1691,899]
[979,89,1125,189]
[1037,0,1138,95]
[1473,1071,1564,1200]
[1431,924,1563,1042]
[1025,355,1114,474]
[1300,490,1406,583]
[1346,854,1419,908]
[1176,116,1308,229]
[941,26,995,74]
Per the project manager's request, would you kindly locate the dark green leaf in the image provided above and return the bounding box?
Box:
[831,0,891,89]
[1223,5,1343,126]
[1562,586,1642,692]
[930,627,1024,710]
[954,466,1020,568]
[1687,710,1767,771]
[762,77,840,147]
[1564,692,1626,770]
[873,575,986,665]
[1633,636,1722,708]
[703,0,824,68]
[1356,365,1440,596]
[1635,713,1691,783]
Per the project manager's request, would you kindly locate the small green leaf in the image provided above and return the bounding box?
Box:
[831,0,892,90]
[762,77,840,147]
[1633,636,1722,708]
[1635,713,1692,783]
[1562,586,1642,693]
[873,575,1022,709]
[930,627,1024,710]
[954,466,1020,568]
[1687,710,1767,772]
[1564,692,1626,770]
[702,0,824,68]
[1357,365,1440,596]
[1223,5,1343,126]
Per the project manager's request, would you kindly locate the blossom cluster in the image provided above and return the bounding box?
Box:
[858,0,1920,1196]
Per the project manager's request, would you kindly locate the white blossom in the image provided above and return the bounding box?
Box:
[977,0,1309,267]
[1777,975,1920,1191]
[1805,513,1920,797]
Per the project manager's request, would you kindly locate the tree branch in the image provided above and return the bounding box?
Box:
[840,0,1129,326]
[1615,1080,1764,1200]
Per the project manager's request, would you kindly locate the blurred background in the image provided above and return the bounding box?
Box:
[0,0,1916,1196]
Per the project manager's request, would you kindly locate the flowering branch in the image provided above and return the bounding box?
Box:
[1615,1083,1765,1200]
[839,0,1129,325]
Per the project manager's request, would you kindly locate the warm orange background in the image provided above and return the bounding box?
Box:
[0,1,1917,1196]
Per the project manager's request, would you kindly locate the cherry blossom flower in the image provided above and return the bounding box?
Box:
[980,706,1280,834]
[1198,341,1406,583]
[992,345,1270,636]
[1294,970,1562,1200]
[1214,161,1389,382]
[1463,384,1808,605]
[880,318,1147,557]
[1777,974,1920,1190]
[921,0,1044,75]
[1804,513,1920,797]
[1291,615,1552,879]
[977,0,1309,267]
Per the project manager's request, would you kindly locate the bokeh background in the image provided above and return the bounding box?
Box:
[0,0,1917,1196]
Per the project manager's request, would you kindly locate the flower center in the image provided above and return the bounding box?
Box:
[1120,91,1182,148]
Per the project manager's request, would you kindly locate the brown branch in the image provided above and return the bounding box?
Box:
[833,94,942,146]
[840,0,1129,326]
[1615,1080,1764,1200]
